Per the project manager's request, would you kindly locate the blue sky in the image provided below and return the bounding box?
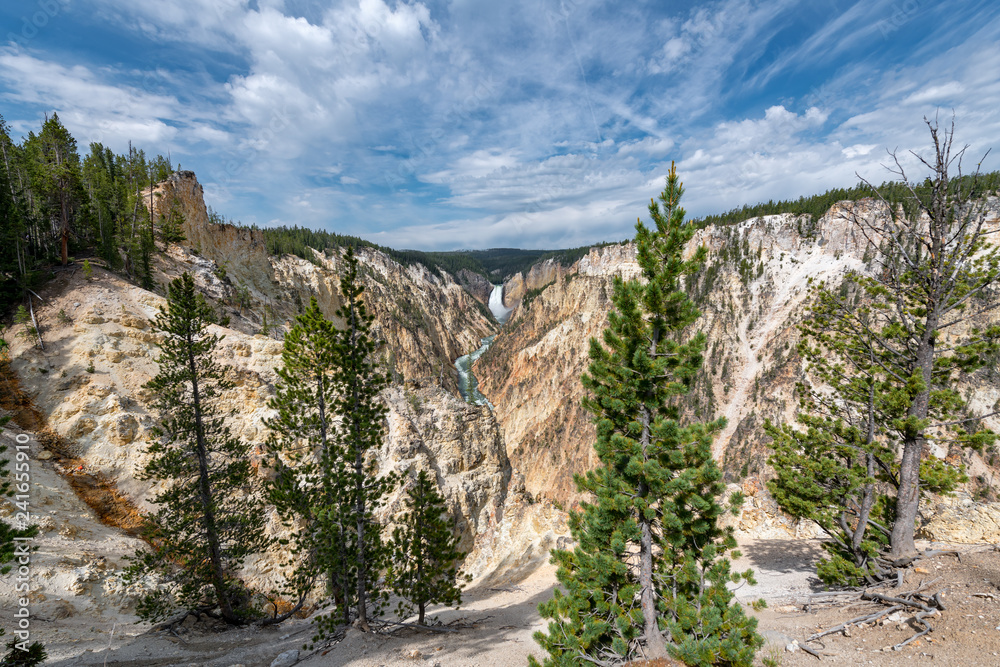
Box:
[2,0,998,250]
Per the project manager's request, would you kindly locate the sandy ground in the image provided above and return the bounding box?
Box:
[4,428,995,667]
[40,563,558,667]
[35,536,1000,667]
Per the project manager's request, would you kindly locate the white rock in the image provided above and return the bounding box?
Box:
[270,650,299,667]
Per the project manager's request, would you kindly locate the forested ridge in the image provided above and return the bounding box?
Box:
[255,226,620,283]
[691,171,1000,228]
[0,112,175,314]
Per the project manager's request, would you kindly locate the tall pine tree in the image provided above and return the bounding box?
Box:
[531,165,762,666]
[388,470,465,625]
[127,273,267,623]
[23,114,83,266]
[266,296,357,632]
[330,247,395,632]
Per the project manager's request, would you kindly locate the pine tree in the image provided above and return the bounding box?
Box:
[266,296,357,631]
[531,164,763,666]
[766,275,964,586]
[126,273,267,623]
[82,142,128,268]
[388,470,465,625]
[23,114,83,266]
[331,246,394,632]
[158,197,187,244]
[0,639,46,667]
[768,119,998,567]
[0,116,31,313]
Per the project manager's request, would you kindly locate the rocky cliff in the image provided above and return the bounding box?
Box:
[475,199,1000,508]
[5,262,562,605]
[456,268,494,304]
[501,257,565,306]
[146,172,495,393]
[1,172,568,619]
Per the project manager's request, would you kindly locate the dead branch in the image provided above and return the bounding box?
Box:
[806,605,905,642]
[861,591,938,612]
[379,620,463,633]
[798,642,822,659]
[894,610,935,651]
[27,294,43,351]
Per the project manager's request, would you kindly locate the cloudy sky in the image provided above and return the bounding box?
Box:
[1,0,998,250]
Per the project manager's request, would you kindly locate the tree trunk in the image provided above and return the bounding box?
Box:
[890,328,935,559]
[349,303,371,632]
[188,334,236,621]
[852,454,876,559]
[339,517,351,626]
[638,404,667,659]
[640,514,666,658]
[60,196,69,266]
[853,381,877,561]
[354,443,369,630]
[416,511,424,624]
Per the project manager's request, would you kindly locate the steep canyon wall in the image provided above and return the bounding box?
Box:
[476,200,1000,507]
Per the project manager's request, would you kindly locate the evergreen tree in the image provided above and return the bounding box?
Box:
[768,119,998,566]
[331,246,394,632]
[0,639,46,667]
[158,196,187,244]
[126,273,267,623]
[81,142,127,267]
[0,117,31,313]
[531,165,762,666]
[766,275,964,586]
[266,296,356,632]
[23,114,84,266]
[388,470,465,625]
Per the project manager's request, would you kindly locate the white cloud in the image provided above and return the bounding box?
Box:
[842,143,877,159]
[3,0,998,250]
[0,48,204,149]
[422,148,521,183]
[903,81,965,106]
[617,136,675,157]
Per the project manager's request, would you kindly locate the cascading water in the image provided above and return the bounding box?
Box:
[456,284,512,405]
[455,334,495,406]
[488,284,513,324]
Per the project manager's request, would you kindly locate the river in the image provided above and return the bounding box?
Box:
[456,285,511,405]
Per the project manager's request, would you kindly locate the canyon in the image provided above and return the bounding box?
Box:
[3,171,1000,665]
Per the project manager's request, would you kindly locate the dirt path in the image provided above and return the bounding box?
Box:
[39,537,1000,666]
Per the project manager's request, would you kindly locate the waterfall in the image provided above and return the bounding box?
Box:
[488,284,513,324]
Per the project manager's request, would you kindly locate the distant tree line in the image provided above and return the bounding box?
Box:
[691,171,1000,229]
[253,226,624,284]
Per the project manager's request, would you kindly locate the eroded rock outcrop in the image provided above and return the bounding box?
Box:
[147,171,495,394]
[475,201,1000,507]
[502,257,565,306]
[457,268,494,305]
[918,500,1000,544]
